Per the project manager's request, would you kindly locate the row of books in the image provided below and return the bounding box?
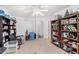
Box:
[3,20,16,25]
[52,31,59,37]
[52,36,58,41]
[3,26,16,30]
[62,39,77,53]
[51,24,58,30]
[62,32,77,39]
[62,25,77,31]
[61,17,77,25]
[3,30,15,37]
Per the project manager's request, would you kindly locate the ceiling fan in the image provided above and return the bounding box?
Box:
[24,5,48,16]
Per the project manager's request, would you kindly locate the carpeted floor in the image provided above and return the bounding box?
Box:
[16,38,67,54]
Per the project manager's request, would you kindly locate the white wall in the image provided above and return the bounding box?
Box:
[16,17,35,36]
[16,16,51,39]
[35,17,51,39]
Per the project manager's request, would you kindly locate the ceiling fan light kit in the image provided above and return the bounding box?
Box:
[24,6,48,16]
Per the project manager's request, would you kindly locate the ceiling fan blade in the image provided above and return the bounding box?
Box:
[39,12,45,16]
[24,9,33,13]
[32,12,44,16]
[40,9,48,12]
[32,13,35,16]
[40,5,50,8]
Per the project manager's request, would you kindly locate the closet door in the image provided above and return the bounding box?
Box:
[0,17,3,47]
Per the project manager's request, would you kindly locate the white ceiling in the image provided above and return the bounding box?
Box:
[0,5,70,17]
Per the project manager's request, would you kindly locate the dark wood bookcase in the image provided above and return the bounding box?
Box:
[51,12,79,54]
[0,16,16,47]
[51,19,61,48]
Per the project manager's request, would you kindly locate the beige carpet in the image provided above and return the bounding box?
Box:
[16,38,67,54]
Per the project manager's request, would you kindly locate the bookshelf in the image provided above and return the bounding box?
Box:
[51,19,61,48]
[61,13,79,54]
[0,16,16,47]
[51,12,79,54]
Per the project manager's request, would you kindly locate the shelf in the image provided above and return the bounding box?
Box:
[3,24,9,26]
[9,25,16,26]
[51,20,58,22]
[53,34,59,37]
[52,30,59,32]
[68,39,77,42]
[61,37,68,39]
[61,30,77,33]
[3,24,16,26]
[52,41,61,48]
[61,37,77,42]
[61,23,77,25]
[3,29,9,31]
[10,29,16,30]
[62,14,77,19]
[62,48,77,54]
[3,17,10,21]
